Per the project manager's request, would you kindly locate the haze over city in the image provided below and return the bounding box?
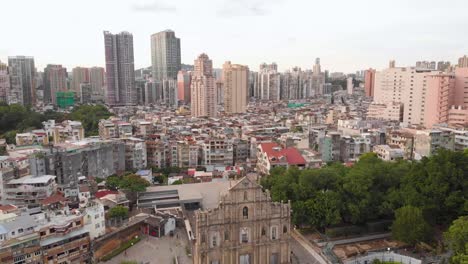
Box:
[2,0,468,71]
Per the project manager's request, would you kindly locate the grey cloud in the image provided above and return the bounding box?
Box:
[131,1,177,13]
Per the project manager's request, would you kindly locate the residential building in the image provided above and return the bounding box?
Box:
[151,30,181,81]
[15,131,49,146]
[131,120,154,138]
[162,78,178,107]
[103,31,136,106]
[223,61,249,114]
[448,105,468,126]
[458,55,468,68]
[373,66,441,126]
[347,77,353,95]
[0,214,42,264]
[364,68,375,97]
[312,58,325,96]
[424,74,455,128]
[373,145,405,161]
[0,61,9,103]
[83,201,106,239]
[257,63,280,100]
[453,67,468,107]
[193,176,291,264]
[177,70,191,103]
[4,175,57,206]
[256,142,306,174]
[71,67,90,94]
[216,81,223,105]
[176,141,199,168]
[89,67,105,95]
[191,54,216,117]
[80,83,92,104]
[99,118,133,139]
[202,139,233,166]
[123,138,147,170]
[367,102,403,122]
[146,138,169,169]
[437,61,451,71]
[38,213,91,263]
[52,120,85,144]
[43,64,67,105]
[8,56,36,105]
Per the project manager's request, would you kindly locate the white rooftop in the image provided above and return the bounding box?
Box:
[8,175,56,185]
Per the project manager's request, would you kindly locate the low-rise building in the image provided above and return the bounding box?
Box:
[202,139,233,166]
[123,137,147,170]
[367,102,403,122]
[53,120,85,144]
[373,145,404,161]
[256,142,306,174]
[4,175,57,207]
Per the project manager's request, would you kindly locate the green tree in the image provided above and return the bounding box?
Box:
[108,205,129,219]
[391,205,431,245]
[445,216,468,264]
[120,174,150,192]
[304,191,341,230]
[3,130,17,144]
[69,105,112,136]
[105,175,122,191]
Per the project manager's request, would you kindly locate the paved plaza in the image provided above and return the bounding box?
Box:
[105,228,192,264]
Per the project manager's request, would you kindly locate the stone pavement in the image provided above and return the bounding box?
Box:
[104,228,192,264]
[291,230,329,264]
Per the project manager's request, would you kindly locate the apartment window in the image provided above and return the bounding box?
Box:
[95,214,99,219]
[224,231,229,241]
[244,191,248,201]
[95,223,100,228]
[283,225,288,233]
[262,227,266,236]
[18,228,23,233]
[243,207,249,219]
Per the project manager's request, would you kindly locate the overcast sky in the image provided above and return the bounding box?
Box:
[1,0,467,72]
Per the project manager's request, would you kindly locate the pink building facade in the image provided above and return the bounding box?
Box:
[177,70,191,104]
[424,74,455,128]
[453,67,468,106]
[364,68,375,97]
[448,106,468,126]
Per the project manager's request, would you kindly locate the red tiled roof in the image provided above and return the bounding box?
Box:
[0,204,17,212]
[40,193,67,205]
[259,142,306,165]
[96,190,118,199]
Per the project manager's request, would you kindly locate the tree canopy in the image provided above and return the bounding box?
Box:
[0,103,66,143]
[105,173,150,192]
[391,205,432,246]
[261,149,467,241]
[68,105,112,136]
[108,205,129,219]
[445,216,468,264]
[0,103,111,143]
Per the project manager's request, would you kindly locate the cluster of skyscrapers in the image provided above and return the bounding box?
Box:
[0,57,106,107]
[0,29,328,116]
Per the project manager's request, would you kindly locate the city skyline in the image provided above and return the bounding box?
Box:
[1,0,467,72]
